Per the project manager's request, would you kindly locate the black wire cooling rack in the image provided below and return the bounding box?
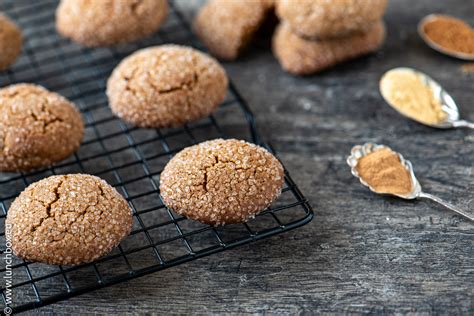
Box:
[0,0,313,313]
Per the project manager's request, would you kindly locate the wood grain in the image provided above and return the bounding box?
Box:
[18,0,474,314]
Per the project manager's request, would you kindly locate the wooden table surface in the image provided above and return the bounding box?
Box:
[21,0,474,314]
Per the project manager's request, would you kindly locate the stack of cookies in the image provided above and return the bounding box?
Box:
[273,0,388,75]
[194,0,388,76]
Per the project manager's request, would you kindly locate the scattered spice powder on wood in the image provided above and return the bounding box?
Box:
[423,15,474,55]
[461,63,474,73]
[356,148,413,195]
[380,69,446,125]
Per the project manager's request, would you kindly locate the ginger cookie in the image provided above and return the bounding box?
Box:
[6,174,133,265]
[193,0,274,60]
[273,21,386,75]
[107,45,228,128]
[276,0,388,40]
[160,139,285,226]
[56,0,168,47]
[0,14,22,71]
[0,84,84,172]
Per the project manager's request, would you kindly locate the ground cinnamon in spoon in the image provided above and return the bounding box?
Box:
[356,148,413,195]
[423,15,474,55]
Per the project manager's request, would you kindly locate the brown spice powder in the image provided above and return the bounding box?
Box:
[380,68,446,125]
[356,148,413,195]
[423,15,474,55]
[461,63,474,73]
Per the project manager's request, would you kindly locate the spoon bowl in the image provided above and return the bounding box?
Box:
[347,143,474,221]
[418,14,474,61]
[380,68,474,129]
[347,142,421,199]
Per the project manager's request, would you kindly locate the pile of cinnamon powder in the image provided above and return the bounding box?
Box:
[356,148,413,195]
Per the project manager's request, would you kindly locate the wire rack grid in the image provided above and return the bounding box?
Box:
[0,0,313,313]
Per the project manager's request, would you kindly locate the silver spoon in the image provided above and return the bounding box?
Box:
[347,142,473,221]
[380,67,474,129]
[418,14,474,61]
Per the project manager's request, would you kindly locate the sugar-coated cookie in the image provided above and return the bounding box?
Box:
[273,21,385,75]
[107,45,228,128]
[0,14,22,70]
[276,0,388,39]
[0,84,84,172]
[6,174,133,265]
[193,0,274,60]
[160,139,284,226]
[56,0,168,47]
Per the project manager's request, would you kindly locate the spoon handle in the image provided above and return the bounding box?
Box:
[453,120,474,129]
[419,192,473,221]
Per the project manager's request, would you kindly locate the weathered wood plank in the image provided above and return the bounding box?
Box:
[16,0,474,314]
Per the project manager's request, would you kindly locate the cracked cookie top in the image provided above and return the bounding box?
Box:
[107,45,228,128]
[0,14,22,70]
[0,84,84,172]
[56,0,168,47]
[6,174,133,265]
[159,139,284,226]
